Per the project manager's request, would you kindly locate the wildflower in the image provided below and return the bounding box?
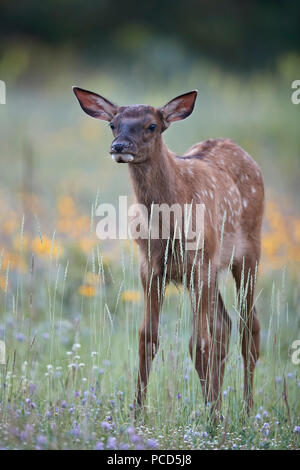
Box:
[0,275,8,292]
[72,343,81,351]
[37,435,47,446]
[294,426,300,434]
[101,421,111,432]
[61,400,67,408]
[31,236,62,258]
[16,332,25,342]
[120,443,129,450]
[130,434,140,444]
[261,423,270,437]
[147,439,158,449]
[78,237,97,254]
[95,441,104,450]
[107,437,117,449]
[78,284,96,297]
[255,413,262,421]
[121,290,142,303]
[29,383,36,396]
[57,196,76,218]
[176,393,182,400]
[71,423,81,437]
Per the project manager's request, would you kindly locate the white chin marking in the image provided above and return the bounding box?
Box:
[111,153,134,163]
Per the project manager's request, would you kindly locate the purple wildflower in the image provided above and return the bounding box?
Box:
[107,437,117,449]
[95,441,104,450]
[16,333,25,342]
[101,421,111,432]
[120,443,129,450]
[261,423,270,437]
[29,383,37,396]
[37,435,47,446]
[147,438,158,449]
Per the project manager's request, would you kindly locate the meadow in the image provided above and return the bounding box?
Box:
[0,54,299,449]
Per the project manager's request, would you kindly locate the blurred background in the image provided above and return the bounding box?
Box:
[0,0,299,295]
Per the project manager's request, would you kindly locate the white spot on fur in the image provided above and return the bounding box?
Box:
[243,198,248,208]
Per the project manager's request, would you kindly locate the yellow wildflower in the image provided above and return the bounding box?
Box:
[57,196,77,218]
[78,284,96,297]
[31,237,62,258]
[0,275,8,292]
[121,290,142,303]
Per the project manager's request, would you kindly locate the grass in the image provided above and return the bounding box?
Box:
[0,56,299,449]
[0,224,299,450]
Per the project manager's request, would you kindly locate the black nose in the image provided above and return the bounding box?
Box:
[112,143,125,153]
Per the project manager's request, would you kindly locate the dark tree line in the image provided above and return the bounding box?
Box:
[0,0,299,70]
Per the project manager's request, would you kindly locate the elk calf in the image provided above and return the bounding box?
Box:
[73,87,264,415]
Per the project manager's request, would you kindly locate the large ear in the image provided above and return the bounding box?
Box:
[160,90,197,127]
[73,86,118,121]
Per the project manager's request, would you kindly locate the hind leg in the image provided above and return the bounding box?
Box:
[189,267,231,414]
[232,254,260,412]
[214,292,232,408]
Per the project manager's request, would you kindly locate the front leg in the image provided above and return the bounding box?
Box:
[136,269,163,408]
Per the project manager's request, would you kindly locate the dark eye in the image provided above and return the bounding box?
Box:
[148,123,156,132]
[110,122,115,130]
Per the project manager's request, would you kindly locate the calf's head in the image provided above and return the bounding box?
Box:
[73,87,197,164]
